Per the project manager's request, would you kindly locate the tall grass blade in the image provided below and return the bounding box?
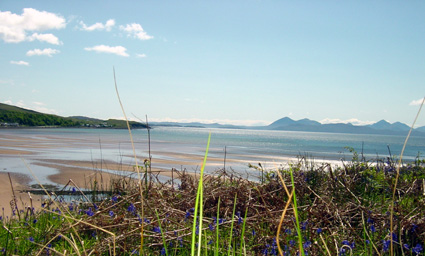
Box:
[191,132,211,256]
[113,67,144,255]
[227,193,238,256]
[290,168,305,256]
[390,96,424,256]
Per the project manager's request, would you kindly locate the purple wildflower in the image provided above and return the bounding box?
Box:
[413,244,423,255]
[109,211,114,217]
[86,208,94,216]
[127,204,136,214]
[153,226,161,234]
[383,240,390,252]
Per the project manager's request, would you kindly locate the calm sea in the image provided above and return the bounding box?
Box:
[0,127,424,183]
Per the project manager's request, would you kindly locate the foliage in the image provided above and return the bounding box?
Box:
[1,156,424,255]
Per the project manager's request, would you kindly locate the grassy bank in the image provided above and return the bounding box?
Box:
[0,153,424,255]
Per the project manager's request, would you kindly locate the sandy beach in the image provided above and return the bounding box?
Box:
[0,172,41,218]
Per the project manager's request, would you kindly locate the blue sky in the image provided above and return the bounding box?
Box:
[1,1,424,127]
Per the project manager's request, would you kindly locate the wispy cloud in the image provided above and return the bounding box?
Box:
[136,53,147,58]
[80,19,115,31]
[320,118,375,126]
[409,98,425,106]
[0,8,66,44]
[1,100,58,114]
[0,79,14,86]
[84,45,129,57]
[119,23,153,40]
[26,48,60,57]
[10,60,29,66]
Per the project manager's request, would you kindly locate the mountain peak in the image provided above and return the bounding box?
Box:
[268,117,295,127]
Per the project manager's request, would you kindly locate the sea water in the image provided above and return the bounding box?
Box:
[0,127,424,183]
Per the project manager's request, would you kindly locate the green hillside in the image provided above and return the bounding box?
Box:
[0,103,147,129]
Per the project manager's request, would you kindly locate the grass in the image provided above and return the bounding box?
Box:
[0,153,424,255]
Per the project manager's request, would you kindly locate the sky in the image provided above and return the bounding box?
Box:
[1,1,424,127]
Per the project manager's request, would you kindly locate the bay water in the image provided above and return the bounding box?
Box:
[0,127,424,184]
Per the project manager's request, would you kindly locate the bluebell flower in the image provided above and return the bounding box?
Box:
[86,208,94,216]
[403,244,410,250]
[209,223,214,231]
[301,221,308,231]
[285,228,291,234]
[412,244,423,254]
[153,226,161,234]
[111,196,118,203]
[252,229,256,237]
[370,224,376,233]
[316,228,322,234]
[109,210,114,217]
[303,240,312,250]
[383,240,390,252]
[144,218,150,224]
[33,219,37,224]
[289,240,295,247]
[72,187,76,194]
[391,232,398,242]
[29,237,34,242]
[127,204,136,214]
[184,211,191,221]
[160,247,166,255]
[208,240,213,245]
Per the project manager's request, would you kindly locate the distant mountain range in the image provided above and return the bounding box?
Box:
[1,102,424,135]
[151,117,425,136]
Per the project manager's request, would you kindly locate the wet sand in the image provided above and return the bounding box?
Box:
[0,172,42,218]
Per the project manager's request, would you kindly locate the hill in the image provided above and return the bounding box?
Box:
[0,103,147,129]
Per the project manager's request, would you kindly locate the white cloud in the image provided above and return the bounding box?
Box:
[0,8,66,44]
[80,19,115,31]
[28,33,62,45]
[26,48,60,57]
[119,23,153,40]
[136,53,147,58]
[10,60,29,66]
[84,45,129,57]
[409,98,425,106]
[320,118,375,126]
